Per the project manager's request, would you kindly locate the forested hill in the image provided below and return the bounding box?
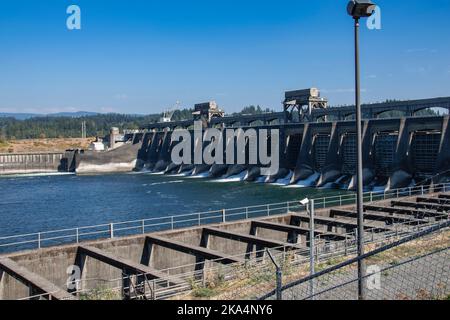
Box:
[0,106,271,140]
[0,113,161,140]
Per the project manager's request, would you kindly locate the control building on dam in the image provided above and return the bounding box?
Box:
[76,88,450,190]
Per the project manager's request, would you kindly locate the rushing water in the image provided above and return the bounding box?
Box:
[0,172,348,239]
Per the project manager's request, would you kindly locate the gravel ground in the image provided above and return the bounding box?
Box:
[274,247,450,300]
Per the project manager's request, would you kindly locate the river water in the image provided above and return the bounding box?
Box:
[0,172,348,239]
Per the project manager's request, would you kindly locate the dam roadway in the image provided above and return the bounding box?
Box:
[1,189,449,300]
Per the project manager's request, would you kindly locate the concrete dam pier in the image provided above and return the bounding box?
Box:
[1,190,449,300]
[77,89,450,190]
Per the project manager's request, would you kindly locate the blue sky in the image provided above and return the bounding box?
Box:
[0,0,449,115]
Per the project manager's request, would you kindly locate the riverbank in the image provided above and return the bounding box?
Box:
[0,138,94,153]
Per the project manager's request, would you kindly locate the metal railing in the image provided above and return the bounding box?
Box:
[1,182,449,254]
[15,218,450,301]
[57,215,449,301]
[12,196,450,301]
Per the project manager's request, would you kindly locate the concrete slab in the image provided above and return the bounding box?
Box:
[330,209,427,224]
[0,257,75,300]
[145,235,244,264]
[438,194,450,200]
[203,227,305,251]
[391,200,450,213]
[364,204,445,219]
[78,246,185,286]
[416,197,450,205]
[290,213,392,232]
[251,220,348,240]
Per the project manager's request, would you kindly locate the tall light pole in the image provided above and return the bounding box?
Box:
[347,0,376,300]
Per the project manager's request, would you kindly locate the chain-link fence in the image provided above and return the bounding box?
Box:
[259,221,450,301]
[10,191,450,301]
[15,221,449,301]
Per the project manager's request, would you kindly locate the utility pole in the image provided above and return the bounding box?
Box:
[81,121,86,139]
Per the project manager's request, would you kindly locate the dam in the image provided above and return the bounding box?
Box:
[77,89,450,190]
[2,89,448,300]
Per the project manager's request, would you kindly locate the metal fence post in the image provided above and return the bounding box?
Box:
[344,237,348,256]
[76,228,79,243]
[246,207,249,219]
[266,249,282,300]
[315,240,319,262]
[222,209,226,223]
[309,199,315,299]
[109,223,114,239]
[37,233,41,249]
[198,213,201,226]
[152,279,156,300]
[171,216,174,230]
[142,220,145,234]
[275,267,282,300]
[267,204,270,216]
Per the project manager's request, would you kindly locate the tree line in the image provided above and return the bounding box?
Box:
[0,114,160,140]
[0,105,269,140]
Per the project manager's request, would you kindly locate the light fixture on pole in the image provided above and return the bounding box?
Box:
[347,0,376,300]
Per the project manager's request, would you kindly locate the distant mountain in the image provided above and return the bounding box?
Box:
[0,111,99,120]
[46,111,99,118]
[0,113,37,120]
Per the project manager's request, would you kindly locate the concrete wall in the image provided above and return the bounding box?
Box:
[148,228,202,273]
[0,194,426,300]
[0,152,69,175]
[0,212,317,299]
[76,142,143,174]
